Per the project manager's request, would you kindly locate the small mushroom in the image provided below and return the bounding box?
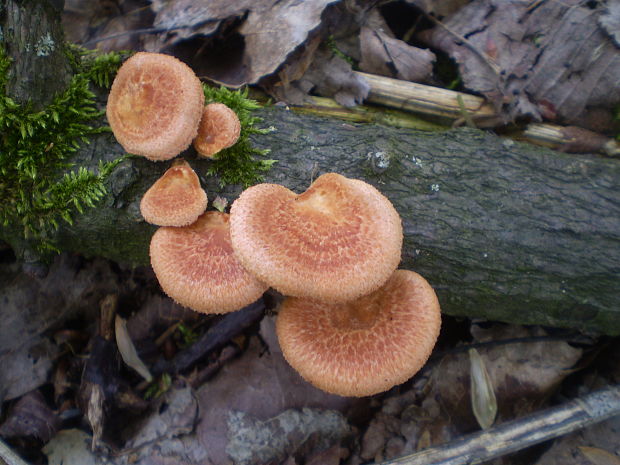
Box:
[193,103,241,158]
[150,211,268,314]
[229,172,403,302]
[276,270,441,397]
[106,52,204,161]
[140,159,207,227]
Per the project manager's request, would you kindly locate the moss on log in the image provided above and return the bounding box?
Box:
[2,105,619,335]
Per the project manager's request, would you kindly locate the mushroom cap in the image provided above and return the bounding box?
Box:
[276,270,442,397]
[140,159,208,226]
[193,103,241,158]
[229,172,403,302]
[106,52,204,161]
[150,211,268,314]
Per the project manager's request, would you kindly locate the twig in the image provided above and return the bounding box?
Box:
[0,439,30,465]
[151,299,266,376]
[379,384,620,465]
[356,72,497,122]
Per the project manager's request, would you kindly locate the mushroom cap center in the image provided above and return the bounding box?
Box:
[113,67,178,139]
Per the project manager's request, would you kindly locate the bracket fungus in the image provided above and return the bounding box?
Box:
[150,211,268,314]
[140,159,208,226]
[276,270,441,397]
[229,173,403,302]
[193,102,242,158]
[106,52,204,161]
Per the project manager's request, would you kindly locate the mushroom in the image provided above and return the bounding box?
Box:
[193,102,241,158]
[150,211,268,314]
[229,172,403,302]
[140,159,207,226]
[276,270,441,397]
[106,52,204,161]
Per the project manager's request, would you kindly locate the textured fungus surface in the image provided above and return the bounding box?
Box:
[276,270,442,397]
[150,212,268,314]
[194,102,241,158]
[140,159,207,226]
[229,173,403,302]
[106,52,204,160]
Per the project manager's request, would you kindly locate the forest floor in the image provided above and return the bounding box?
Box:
[1,1,619,464]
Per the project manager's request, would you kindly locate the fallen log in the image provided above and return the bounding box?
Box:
[3,105,619,335]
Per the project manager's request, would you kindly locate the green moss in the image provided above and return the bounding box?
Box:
[326,35,355,67]
[0,46,125,253]
[202,85,276,187]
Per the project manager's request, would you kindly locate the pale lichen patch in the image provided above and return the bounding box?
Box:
[35,33,55,57]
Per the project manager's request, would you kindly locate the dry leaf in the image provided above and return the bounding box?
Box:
[146,0,339,87]
[579,446,620,465]
[124,385,198,450]
[43,429,98,465]
[0,255,119,402]
[359,26,435,82]
[427,0,620,129]
[428,325,582,429]
[469,348,497,430]
[195,316,357,465]
[63,0,152,50]
[0,390,60,442]
[534,414,620,465]
[115,315,153,382]
[126,295,199,343]
[599,2,620,47]
[407,0,470,18]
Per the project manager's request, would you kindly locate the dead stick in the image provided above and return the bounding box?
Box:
[151,299,265,376]
[0,439,30,465]
[380,384,620,465]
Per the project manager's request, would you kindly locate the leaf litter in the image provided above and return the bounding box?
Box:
[1,1,619,463]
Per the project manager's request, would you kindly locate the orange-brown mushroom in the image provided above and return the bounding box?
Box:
[140,159,207,226]
[276,270,441,397]
[193,103,241,158]
[106,52,204,161]
[150,211,268,314]
[229,172,403,302]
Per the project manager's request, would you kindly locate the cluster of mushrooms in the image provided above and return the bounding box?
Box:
[107,52,441,398]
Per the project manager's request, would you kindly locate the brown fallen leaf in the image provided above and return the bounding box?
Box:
[359,26,435,83]
[195,316,359,465]
[0,255,120,403]
[429,324,583,430]
[0,390,60,443]
[63,0,152,51]
[535,414,620,465]
[579,446,620,465]
[426,0,620,130]
[145,0,340,87]
[599,2,620,47]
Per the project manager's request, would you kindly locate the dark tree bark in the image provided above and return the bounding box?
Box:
[1,0,619,335]
[4,106,619,335]
[1,0,71,109]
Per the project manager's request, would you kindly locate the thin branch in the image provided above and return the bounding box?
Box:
[380,384,620,465]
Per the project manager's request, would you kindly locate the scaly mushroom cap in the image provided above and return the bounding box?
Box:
[276,270,441,397]
[230,173,403,302]
[150,211,268,314]
[193,103,241,158]
[107,52,204,161]
[140,159,208,226]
